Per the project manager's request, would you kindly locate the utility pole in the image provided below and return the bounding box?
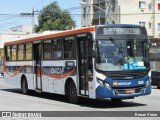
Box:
[105,0,112,24]
[32,8,35,33]
[20,8,39,33]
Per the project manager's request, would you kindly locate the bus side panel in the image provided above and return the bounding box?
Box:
[25,73,34,90]
[4,72,21,88]
[4,61,34,90]
[41,60,77,95]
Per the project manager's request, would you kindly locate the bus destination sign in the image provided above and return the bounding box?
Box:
[99,28,141,35]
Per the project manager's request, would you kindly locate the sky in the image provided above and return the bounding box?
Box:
[0,0,81,30]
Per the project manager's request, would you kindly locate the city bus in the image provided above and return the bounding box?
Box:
[3,24,151,103]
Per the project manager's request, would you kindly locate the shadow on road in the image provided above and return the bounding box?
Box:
[0,88,146,109]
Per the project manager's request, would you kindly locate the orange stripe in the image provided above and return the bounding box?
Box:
[4,27,96,45]
[5,64,76,79]
[4,65,32,77]
[44,68,76,79]
[3,57,7,72]
[37,65,41,77]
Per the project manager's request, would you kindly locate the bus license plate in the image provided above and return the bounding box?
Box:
[125,89,135,94]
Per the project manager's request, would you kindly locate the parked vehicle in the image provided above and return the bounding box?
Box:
[151,71,160,89]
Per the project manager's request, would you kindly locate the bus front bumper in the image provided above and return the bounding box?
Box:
[95,82,151,99]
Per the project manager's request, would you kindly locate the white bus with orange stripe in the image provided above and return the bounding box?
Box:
[3,24,151,103]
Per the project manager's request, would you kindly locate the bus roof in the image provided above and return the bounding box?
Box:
[4,24,144,46]
[4,26,96,46]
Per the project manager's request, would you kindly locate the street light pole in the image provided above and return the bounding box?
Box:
[80,1,116,24]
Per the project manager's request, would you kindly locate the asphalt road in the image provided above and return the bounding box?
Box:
[0,77,159,120]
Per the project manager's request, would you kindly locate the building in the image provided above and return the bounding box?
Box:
[81,0,160,39]
[0,25,32,61]
[81,0,160,71]
[9,25,32,34]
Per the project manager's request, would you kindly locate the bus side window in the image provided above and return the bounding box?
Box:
[6,46,11,61]
[26,43,32,60]
[64,36,74,59]
[54,51,62,59]
[52,38,63,60]
[43,40,52,60]
[11,45,17,61]
[17,44,24,60]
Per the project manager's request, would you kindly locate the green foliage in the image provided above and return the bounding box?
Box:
[35,1,76,32]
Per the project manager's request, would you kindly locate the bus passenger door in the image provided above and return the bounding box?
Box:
[78,37,90,96]
[33,43,42,91]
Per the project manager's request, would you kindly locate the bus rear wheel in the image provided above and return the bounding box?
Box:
[21,77,29,94]
[68,81,78,104]
[157,86,160,89]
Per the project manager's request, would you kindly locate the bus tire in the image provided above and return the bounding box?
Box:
[68,81,78,104]
[111,98,122,103]
[1,73,3,77]
[21,77,29,95]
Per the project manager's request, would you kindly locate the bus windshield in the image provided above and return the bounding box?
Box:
[96,38,150,71]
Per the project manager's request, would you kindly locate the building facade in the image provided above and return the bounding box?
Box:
[81,0,160,71]
[0,25,32,62]
[81,0,160,39]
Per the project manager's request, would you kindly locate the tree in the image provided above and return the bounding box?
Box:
[35,1,76,32]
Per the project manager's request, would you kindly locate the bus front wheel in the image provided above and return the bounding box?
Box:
[21,77,29,94]
[68,81,78,104]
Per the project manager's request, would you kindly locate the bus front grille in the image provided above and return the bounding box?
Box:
[113,87,145,95]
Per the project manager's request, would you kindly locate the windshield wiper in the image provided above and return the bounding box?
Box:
[110,37,126,66]
[110,37,124,54]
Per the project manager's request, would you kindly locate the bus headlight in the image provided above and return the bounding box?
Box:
[145,77,151,87]
[97,78,111,89]
[104,82,111,89]
[97,78,104,86]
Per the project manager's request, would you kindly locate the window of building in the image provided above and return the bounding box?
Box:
[92,19,99,25]
[139,22,145,27]
[111,0,116,12]
[100,18,105,24]
[158,23,160,31]
[93,6,99,12]
[25,43,32,60]
[17,44,24,60]
[43,40,52,60]
[148,3,152,10]
[139,1,146,9]
[100,3,105,10]
[11,45,17,60]
[148,22,152,29]
[158,4,160,11]
[53,38,63,59]
[64,36,75,59]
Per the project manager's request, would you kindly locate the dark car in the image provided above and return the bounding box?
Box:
[151,71,160,89]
